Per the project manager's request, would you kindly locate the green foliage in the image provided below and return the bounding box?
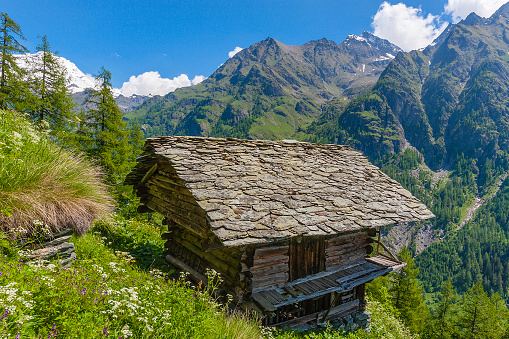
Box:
[0,229,264,338]
[456,282,509,339]
[0,12,31,111]
[423,280,458,339]
[77,67,143,185]
[387,248,429,333]
[26,35,77,144]
[416,179,509,299]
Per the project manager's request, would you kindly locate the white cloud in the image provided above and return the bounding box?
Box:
[372,2,448,51]
[444,0,508,23]
[119,71,205,97]
[191,75,206,85]
[228,46,243,58]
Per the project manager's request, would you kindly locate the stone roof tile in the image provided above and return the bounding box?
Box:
[125,136,435,246]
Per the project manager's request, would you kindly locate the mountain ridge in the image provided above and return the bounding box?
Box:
[128,32,402,139]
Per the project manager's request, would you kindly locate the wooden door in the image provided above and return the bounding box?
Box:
[288,236,325,281]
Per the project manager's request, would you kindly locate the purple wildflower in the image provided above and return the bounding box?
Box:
[1,309,8,319]
[15,334,20,339]
[103,327,109,337]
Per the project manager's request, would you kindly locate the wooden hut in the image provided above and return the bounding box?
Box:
[125,136,434,329]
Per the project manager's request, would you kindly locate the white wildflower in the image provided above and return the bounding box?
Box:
[121,324,132,337]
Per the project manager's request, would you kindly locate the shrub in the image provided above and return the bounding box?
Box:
[0,110,113,239]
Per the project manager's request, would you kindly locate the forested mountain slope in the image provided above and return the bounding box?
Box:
[127,32,401,139]
[305,3,509,299]
[311,3,509,177]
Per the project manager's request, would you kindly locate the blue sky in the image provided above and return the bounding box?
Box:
[2,0,507,95]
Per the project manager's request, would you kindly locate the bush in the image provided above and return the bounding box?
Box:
[0,110,113,239]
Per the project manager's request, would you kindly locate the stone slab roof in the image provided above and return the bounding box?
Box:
[126,136,434,247]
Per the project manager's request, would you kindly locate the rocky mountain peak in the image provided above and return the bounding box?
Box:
[462,12,488,26]
[490,1,509,20]
[360,31,402,56]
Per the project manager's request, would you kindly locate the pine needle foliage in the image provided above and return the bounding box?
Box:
[0,12,31,111]
[0,109,113,238]
[78,67,142,185]
[26,35,77,142]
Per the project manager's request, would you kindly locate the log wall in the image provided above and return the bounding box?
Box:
[164,229,246,301]
[247,244,290,291]
[325,232,371,270]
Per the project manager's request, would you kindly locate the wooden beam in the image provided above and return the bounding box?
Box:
[141,163,158,184]
[165,254,208,284]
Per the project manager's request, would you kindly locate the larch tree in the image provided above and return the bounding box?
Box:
[28,35,76,140]
[424,280,458,339]
[80,67,142,186]
[0,12,31,111]
[388,247,429,334]
[456,281,507,339]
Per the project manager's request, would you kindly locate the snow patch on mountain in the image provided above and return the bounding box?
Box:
[16,53,206,98]
[16,52,97,94]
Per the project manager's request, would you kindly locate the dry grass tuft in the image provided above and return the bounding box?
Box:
[0,110,114,239]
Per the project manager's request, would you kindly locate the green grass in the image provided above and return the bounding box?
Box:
[0,110,113,238]
[0,219,265,338]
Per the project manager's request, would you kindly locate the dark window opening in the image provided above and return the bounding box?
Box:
[288,236,326,281]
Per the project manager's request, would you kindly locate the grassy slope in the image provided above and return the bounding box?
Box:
[0,215,417,339]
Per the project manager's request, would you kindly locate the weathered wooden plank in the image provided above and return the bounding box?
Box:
[147,188,207,224]
[342,269,391,290]
[145,181,206,216]
[335,266,380,285]
[149,175,196,202]
[283,286,299,298]
[178,231,241,267]
[252,293,276,312]
[251,255,289,270]
[266,289,286,303]
[254,245,289,259]
[172,237,241,280]
[325,232,368,247]
[325,244,369,258]
[250,262,289,278]
[165,254,208,284]
[252,272,288,290]
[146,196,208,237]
[325,299,360,322]
[141,163,158,184]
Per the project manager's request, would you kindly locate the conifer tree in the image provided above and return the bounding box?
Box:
[28,35,76,140]
[388,247,429,334]
[80,67,142,185]
[456,282,507,339]
[0,12,31,111]
[424,280,458,339]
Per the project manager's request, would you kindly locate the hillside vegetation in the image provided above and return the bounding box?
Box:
[0,110,113,238]
[2,7,509,338]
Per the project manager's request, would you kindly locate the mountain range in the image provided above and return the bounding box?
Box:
[126,31,401,138]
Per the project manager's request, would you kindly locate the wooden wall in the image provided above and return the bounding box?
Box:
[325,231,371,269]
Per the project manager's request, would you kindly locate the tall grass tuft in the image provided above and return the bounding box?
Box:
[0,110,113,238]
